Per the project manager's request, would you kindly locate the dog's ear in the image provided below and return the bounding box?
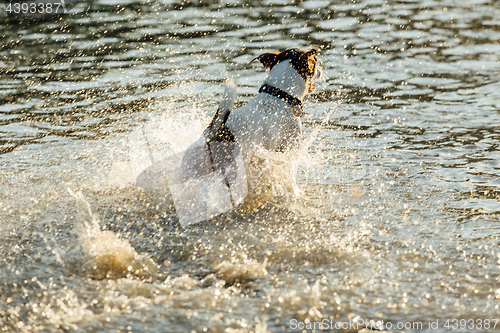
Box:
[252,51,280,70]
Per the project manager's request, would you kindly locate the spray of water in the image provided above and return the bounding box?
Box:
[237,96,343,213]
[68,188,160,280]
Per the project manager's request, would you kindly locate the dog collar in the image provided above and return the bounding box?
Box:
[259,84,304,117]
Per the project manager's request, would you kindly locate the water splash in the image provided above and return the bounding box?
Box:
[240,150,300,213]
[68,189,160,280]
[239,98,343,213]
[300,98,343,158]
[212,257,268,285]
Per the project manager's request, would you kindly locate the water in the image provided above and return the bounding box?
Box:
[1,0,500,332]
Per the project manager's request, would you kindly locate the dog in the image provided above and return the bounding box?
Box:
[180,48,323,213]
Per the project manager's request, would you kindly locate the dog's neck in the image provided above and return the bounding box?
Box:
[263,60,308,100]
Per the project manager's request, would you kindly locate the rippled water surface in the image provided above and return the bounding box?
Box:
[2,0,500,332]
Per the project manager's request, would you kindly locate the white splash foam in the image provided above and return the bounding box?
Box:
[213,257,268,284]
[68,188,160,280]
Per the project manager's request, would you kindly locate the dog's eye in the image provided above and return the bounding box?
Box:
[309,56,319,75]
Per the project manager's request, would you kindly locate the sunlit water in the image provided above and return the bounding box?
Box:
[2,0,500,332]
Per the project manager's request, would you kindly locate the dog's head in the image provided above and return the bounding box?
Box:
[253,48,322,94]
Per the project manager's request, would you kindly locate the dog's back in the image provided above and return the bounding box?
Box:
[226,93,301,157]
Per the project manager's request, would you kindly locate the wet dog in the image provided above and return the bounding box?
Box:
[196,48,324,212]
[124,49,322,224]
